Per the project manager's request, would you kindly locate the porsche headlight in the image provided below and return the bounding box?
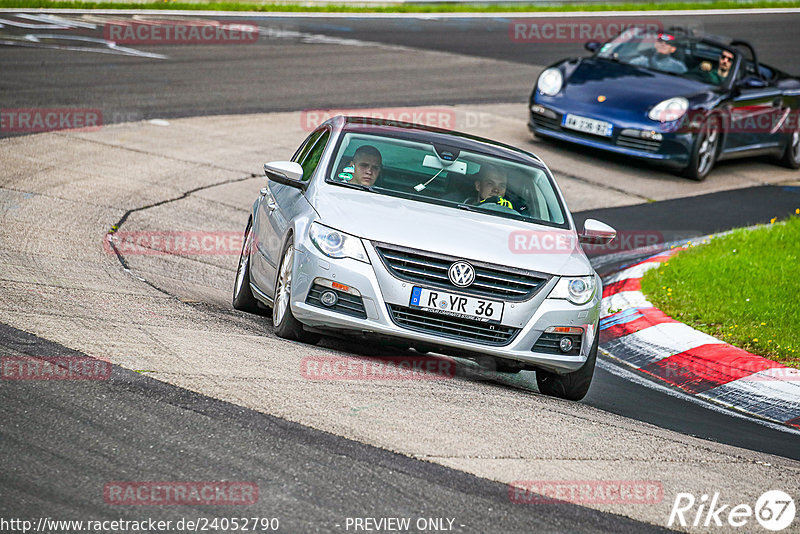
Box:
[550,276,596,305]
[537,68,564,96]
[648,97,689,122]
[309,222,369,263]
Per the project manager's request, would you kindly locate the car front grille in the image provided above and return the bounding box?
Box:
[532,332,582,356]
[616,133,661,153]
[374,244,548,302]
[305,284,367,319]
[387,304,518,346]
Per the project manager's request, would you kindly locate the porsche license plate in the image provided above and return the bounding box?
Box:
[563,114,613,137]
[410,287,503,323]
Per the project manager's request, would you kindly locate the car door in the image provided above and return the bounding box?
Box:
[250,128,331,298]
[724,63,785,152]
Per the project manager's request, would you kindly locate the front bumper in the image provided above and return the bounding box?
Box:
[528,100,695,169]
[289,235,600,374]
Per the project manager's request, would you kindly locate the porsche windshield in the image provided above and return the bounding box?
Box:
[597,29,734,85]
[326,132,567,227]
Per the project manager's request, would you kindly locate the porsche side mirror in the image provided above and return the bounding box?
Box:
[264,161,305,189]
[578,219,616,245]
[585,41,601,53]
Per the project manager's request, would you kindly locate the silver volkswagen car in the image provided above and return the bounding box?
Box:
[233,116,615,400]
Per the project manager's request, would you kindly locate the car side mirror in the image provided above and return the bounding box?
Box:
[584,41,601,53]
[735,76,768,90]
[578,219,616,245]
[264,161,305,189]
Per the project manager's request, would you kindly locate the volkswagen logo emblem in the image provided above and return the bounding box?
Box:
[448,261,475,287]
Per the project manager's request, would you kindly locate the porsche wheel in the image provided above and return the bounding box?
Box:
[232,219,260,313]
[682,116,721,181]
[273,237,320,344]
[536,332,598,401]
[779,128,800,169]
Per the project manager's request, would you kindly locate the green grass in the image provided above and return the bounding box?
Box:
[3,0,800,12]
[641,214,800,369]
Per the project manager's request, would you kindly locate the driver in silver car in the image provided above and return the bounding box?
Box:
[465,163,514,209]
[348,145,382,187]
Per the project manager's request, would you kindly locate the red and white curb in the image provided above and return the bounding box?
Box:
[599,248,800,429]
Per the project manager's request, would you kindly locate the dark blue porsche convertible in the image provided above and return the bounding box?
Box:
[528,28,800,180]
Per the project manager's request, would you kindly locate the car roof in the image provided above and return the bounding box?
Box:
[321,115,546,167]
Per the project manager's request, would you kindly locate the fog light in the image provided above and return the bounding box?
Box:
[530,104,557,119]
[320,290,338,307]
[641,130,663,141]
[559,336,574,353]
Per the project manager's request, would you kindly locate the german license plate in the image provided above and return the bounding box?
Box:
[563,114,613,137]
[410,287,504,323]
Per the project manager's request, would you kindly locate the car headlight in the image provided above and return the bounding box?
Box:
[537,68,564,96]
[648,97,689,122]
[309,222,369,263]
[550,276,596,305]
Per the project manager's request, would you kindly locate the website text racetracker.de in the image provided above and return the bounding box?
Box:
[1,517,280,533]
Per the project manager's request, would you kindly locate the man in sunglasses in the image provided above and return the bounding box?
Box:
[699,49,735,84]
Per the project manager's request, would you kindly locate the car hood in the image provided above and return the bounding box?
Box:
[563,58,710,112]
[309,185,592,277]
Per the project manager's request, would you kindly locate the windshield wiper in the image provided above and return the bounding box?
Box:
[329,181,376,193]
[456,203,480,212]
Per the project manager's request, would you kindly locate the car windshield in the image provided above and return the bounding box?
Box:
[325,132,567,227]
[597,28,735,86]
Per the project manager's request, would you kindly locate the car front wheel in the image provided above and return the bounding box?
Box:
[682,115,721,181]
[272,237,320,344]
[232,219,260,313]
[536,332,598,401]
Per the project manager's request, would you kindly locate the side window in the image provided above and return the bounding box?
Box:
[298,130,331,182]
[292,130,323,163]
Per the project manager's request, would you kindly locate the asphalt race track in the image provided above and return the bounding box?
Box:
[1,9,800,533]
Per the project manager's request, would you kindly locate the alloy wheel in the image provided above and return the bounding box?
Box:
[273,245,294,326]
[697,119,720,177]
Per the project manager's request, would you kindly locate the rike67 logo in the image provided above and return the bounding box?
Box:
[668,490,796,531]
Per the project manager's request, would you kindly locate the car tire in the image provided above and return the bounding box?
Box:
[778,128,800,169]
[536,331,598,401]
[682,115,721,181]
[232,219,260,314]
[272,236,320,345]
